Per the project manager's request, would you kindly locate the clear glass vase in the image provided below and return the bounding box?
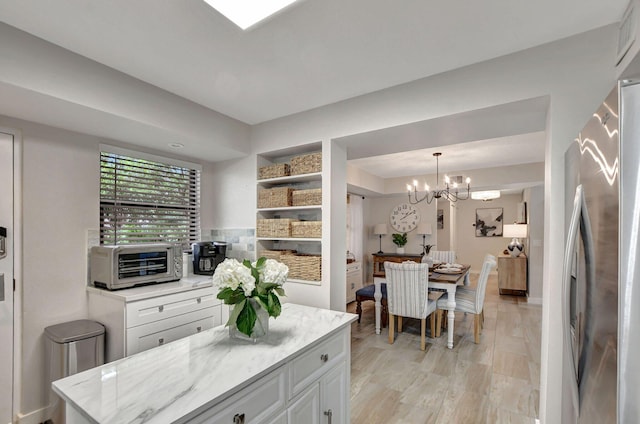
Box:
[229,298,270,343]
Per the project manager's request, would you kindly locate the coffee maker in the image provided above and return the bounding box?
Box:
[192,241,227,275]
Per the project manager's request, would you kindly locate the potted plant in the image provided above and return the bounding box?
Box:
[392,232,408,254]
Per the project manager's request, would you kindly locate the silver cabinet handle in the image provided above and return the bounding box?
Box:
[158,338,164,346]
[233,413,245,424]
[320,353,329,362]
[196,326,202,332]
[324,409,333,424]
[158,305,164,312]
[197,297,202,303]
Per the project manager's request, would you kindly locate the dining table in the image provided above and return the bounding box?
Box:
[373,264,471,349]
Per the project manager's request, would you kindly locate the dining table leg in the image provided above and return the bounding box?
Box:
[445,285,457,349]
[374,277,383,335]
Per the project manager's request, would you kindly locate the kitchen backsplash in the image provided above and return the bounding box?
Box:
[205,228,256,261]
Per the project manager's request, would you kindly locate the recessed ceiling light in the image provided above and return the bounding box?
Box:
[169,142,185,149]
[471,190,501,201]
[202,0,300,30]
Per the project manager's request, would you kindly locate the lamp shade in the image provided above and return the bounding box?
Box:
[373,223,388,235]
[503,224,528,238]
[416,223,432,235]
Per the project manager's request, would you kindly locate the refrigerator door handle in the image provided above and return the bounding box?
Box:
[563,184,597,420]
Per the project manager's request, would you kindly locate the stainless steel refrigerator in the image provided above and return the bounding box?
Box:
[563,81,640,423]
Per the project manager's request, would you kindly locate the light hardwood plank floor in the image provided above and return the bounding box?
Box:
[348,273,541,424]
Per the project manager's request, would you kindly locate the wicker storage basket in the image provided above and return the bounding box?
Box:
[258,249,296,260]
[291,221,322,238]
[256,218,297,238]
[257,187,293,208]
[281,254,322,281]
[258,163,290,180]
[292,188,322,206]
[290,152,322,175]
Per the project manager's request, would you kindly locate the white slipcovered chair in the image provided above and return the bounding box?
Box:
[436,254,496,343]
[430,250,456,264]
[430,250,470,285]
[384,261,437,351]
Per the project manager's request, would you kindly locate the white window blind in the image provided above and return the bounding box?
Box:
[100,149,201,248]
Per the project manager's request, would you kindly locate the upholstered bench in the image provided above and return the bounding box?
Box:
[355,283,388,328]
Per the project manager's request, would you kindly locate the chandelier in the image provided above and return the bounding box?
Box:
[407,152,471,204]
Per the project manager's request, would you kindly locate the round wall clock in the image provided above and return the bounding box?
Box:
[390,203,420,232]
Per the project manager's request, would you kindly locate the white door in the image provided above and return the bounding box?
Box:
[0,132,14,424]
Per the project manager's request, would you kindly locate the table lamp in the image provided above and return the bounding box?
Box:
[416,223,432,245]
[373,223,388,254]
[503,224,528,257]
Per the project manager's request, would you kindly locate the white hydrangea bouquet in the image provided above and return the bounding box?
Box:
[213,257,288,338]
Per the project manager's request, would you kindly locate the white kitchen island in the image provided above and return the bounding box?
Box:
[53,303,357,424]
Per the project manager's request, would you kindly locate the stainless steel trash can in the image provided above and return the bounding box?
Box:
[45,319,105,423]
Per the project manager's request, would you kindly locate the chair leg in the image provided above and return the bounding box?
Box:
[430,313,436,339]
[436,310,442,338]
[398,316,403,333]
[420,318,426,351]
[474,314,481,344]
[356,300,362,323]
[481,310,485,330]
[388,313,395,344]
[382,302,388,328]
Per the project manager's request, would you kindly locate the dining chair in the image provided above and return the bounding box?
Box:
[385,261,437,351]
[355,283,388,328]
[430,250,456,264]
[436,254,496,343]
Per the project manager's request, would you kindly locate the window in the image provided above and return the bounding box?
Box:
[99,146,201,248]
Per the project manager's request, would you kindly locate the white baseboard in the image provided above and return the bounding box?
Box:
[16,402,56,424]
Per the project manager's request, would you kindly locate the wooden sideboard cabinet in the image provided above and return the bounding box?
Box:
[498,253,527,296]
[372,253,423,278]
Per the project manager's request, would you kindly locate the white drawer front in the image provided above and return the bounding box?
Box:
[192,366,286,424]
[289,331,347,399]
[126,307,216,355]
[126,287,216,328]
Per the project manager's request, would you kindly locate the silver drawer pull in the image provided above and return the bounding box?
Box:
[197,297,202,304]
[158,305,164,312]
[324,409,333,424]
[320,353,329,363]
[158,338,164,346]
[196,326,202,332]
[233,413,245,424]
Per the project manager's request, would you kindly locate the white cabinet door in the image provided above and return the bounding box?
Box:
[321,362,348,424]
[288,383,320,424]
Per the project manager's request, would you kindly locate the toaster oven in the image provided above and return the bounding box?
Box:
[90,243,183,290]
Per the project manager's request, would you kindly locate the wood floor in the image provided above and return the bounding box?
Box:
[347,273,541,424]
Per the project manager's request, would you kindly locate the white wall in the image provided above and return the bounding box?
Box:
[362,194,438,282]
[525,185,545,302]
[0,115,221,420]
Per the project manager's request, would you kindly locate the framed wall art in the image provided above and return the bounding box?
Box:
[437,209,444,229]
[475,207,503,237]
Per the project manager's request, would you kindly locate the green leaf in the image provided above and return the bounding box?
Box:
[242,259,252,269]
[268,293,282,318]
[235,300,257,337]
[226,299,246,328]
[254,296,269,313]
[256,257,267,268]
[275,287,286,297]
[217,287,246,305]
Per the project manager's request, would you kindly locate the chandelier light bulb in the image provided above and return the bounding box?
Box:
[406,152,471,205]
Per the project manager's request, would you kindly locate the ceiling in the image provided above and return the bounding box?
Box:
[0,0,628,178]
[0,0,628,125]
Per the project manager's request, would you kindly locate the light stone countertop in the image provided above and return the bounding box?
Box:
[86,274,213,302]
[53,303,357,424]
